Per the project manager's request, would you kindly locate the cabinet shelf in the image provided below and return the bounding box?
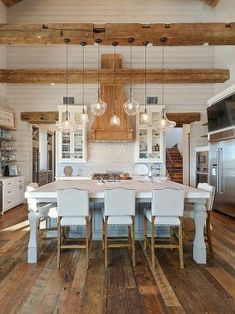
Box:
[0,137,16,141]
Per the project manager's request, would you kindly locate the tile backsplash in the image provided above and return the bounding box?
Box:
[57,142,135,177]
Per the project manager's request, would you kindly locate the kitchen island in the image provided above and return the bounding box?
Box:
[25,179,209,265]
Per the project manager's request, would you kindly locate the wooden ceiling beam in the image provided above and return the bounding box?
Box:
[0,22,235,46]
[21,111,201,126]
[201,0,220,7]
[2,0,23,7]
[0,68,229,84]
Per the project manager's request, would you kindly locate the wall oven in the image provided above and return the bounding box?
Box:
[196,150,208,186]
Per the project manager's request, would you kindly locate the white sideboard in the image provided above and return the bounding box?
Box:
[1,176,25,214]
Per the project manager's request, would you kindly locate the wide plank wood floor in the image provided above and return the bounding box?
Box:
[0,205,235,314]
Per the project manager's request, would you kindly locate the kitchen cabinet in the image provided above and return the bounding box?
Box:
[134,107,164,163]
[57,105,87,163]
[1,176,25,214]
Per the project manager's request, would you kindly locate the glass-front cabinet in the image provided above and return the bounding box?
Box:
[134,107,164,163]
[57,105,87,163]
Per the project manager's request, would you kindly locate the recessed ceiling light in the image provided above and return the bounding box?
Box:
[37,35,42,39]
[51,82,55,86]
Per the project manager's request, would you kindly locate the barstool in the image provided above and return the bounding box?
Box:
[57,188,92,269]
[144,188,185,269]
[103,188,136,268]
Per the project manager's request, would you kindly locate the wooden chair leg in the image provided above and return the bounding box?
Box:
[131,217,135,267]
[57,218,61,270]
[89,216,92,250]
[128,226,131,250]
[102,219,105,251]
[206,211,214,257]
[178,219,184,269]
[151,217,155,268]
[86,218,89,262]
[143,216,147,251]
[170,226,174,250]
[104,217,108,268]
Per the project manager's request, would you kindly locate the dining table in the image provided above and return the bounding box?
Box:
[25,179,210,264]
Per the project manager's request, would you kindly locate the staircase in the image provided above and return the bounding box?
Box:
[166,147,183,184]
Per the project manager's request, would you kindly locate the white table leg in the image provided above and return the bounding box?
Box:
[193,201,207,264]
[28,211,40,263]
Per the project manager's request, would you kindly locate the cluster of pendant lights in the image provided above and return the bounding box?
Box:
[58,37,176,131]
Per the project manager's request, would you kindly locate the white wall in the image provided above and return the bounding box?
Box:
[214,0,235,94]
[0,2,7,105]
[4,0,222,184]
[165,128,183,153]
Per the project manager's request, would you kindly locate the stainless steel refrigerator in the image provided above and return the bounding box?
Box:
[209,131,235,218]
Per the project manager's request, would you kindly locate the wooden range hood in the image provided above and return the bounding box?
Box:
[91,54,135,142]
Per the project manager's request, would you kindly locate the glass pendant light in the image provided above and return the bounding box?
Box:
[91,39,107,116]
[56,38,75,132]
[80,41,89,124]
[154,42,176,130]
[110,42,121,127]
[140,41,150,124]
[123,37,139,116]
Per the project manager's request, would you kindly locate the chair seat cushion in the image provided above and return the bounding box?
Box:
[144,209,180,226]
[104,215,132,225]
[60,216,87,226]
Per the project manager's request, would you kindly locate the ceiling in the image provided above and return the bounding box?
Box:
[1,0,220,8]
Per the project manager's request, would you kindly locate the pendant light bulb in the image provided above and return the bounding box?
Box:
[92,39,107,116]
[140,108,150,124]
[91,97,107,116]
[154,42,176,131]
[80,108,89,124]
[110,114,121,126]
[124,37,139,116]
[124,98,140,116]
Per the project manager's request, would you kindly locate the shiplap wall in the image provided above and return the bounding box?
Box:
[5,0,218,184]
[0,2,6,105]
[214,0,235,94]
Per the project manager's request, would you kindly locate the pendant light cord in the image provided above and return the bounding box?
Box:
[143,41,149,113]
[96,39,102,101]
[162,45,165,114]
[112,42,118,115]
[64,38,70,120]
[129,38,134,100]
[81,41,87,113]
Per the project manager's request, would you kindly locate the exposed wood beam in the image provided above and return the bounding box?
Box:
[167,113,200,126]
[2,0,23,7]
[21,111,201,126]
[21,112,59,124]
[201,0,220,7]
[0,68,229,84]
[0,22,235,46]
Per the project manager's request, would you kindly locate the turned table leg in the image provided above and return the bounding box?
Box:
[193,201,207,264]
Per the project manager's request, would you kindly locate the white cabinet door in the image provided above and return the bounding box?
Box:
[2,176,25,213]
[135,108,164,163]
[57,106,87,163]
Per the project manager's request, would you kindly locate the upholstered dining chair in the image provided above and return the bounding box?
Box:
[26,183,57,236]
[144,188,185,269]
[103,188,136,268]
[57,188,92,269]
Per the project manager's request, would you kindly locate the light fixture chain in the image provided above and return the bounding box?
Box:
[162,45,165,112]
[97,43,100,99]
[82,44,85,110]
[65,39,69,120]
[144,44,147,111]
[130,41,133,99]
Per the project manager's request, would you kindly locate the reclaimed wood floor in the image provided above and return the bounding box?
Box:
[0,205,235,314]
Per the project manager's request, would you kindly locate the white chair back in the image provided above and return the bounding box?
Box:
[57,189,89,217]
[197,183,215,211]
[152,188,185,217]
[104,188,136,216]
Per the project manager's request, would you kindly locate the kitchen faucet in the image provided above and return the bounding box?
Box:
[147,164,161,182]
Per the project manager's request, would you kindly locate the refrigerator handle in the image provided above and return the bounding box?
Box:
[216,148,220,192]
[217,147,223,193]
